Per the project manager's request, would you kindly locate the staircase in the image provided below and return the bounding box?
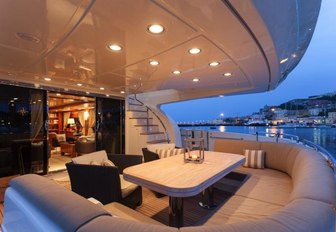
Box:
[127,97,170,154]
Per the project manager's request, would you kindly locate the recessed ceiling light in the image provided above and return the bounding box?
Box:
[44,77,51,81]
[13,98,18,100]
[56,93,61,96]
[108,44,122,51]
[100,87,105,90]
[149,60,159,66]
[209,61,220,67]
[148,24,164,34]
[77,83,83,86]
[280,58,288,64]
[120,91,125,94]
[223,72,232,77]
[172,70,181,75]
[192,78,200,82]
[189,48,201,55]
[86,91,90,94]
[106,94,110,97]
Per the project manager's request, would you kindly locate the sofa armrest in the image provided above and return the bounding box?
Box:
[107,154,142,174]
[66,162,122,204]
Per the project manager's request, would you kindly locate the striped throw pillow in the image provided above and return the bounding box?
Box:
[156,148,184,159]
[243,149,265,169]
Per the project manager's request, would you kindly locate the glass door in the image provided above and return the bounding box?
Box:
[96,97,125,154]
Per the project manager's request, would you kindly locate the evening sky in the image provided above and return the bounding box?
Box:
[162,0,336,122]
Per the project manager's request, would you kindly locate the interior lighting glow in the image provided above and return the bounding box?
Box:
[150,60,159,66]
[44,77,51,81]
[148,24,164,34]
[223,72,232,77]
[100,87,105,90]
[209,61,220,67]
[77,83,83,86]
[108,44,122,51]
[172,70,181,75]
[120,91,125,94]
[189,48,201,55]
[192,78,200,82]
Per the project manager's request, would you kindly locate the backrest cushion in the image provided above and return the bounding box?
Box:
[156,148,184,159]
[72,150,108,165]
[147,143,175,153]
[243,149,265,169]
[214,139,260,155]
[260,142,301,174]
[289,148,336,204]
[8,174,110,232]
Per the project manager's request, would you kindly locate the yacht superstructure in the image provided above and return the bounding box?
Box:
[0,0,321,170]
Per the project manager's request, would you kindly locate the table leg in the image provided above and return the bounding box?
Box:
[169,196,183,227]
[199,185,217,209]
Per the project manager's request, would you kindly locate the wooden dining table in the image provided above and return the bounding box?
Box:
[123,151,245,227]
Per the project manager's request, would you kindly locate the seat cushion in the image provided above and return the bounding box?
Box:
[103,202,163,225]
[204,195,282,225]
[120,175,139,198]
[72,150,108,165]
[233,167,292,206]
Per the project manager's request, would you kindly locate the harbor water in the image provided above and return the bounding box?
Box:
[181,126,336,157]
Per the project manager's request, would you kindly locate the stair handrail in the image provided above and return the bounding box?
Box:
[131,94,170,143]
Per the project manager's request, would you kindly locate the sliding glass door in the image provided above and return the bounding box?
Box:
[96,97,125,154]
[0,85,48,177]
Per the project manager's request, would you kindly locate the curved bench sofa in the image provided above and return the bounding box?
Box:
[2,140,336,231]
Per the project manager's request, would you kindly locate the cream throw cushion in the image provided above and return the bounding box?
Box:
[147,143,175,153]
[243,149,265,169]
[156,148,184,159]
[102,159,115,167]
[72,150,108,165]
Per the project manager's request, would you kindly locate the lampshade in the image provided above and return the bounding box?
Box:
[67,118,75,124]
[84,111,89,120]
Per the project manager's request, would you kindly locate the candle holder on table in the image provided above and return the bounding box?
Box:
[184,138,204,164]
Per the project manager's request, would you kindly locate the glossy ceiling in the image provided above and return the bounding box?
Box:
[0,0,320,100]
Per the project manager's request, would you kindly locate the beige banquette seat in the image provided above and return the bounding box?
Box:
[2,140,336,231]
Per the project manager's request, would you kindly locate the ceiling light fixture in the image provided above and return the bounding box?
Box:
[172,70,181,75]
[100,87,105,90]
[44,77,51,81]
[192,78,200,82]
[77,83,83,86]
[223,72,232,77]
[148,24,164,34]
[209,61,220,67]
[120,91,125,94]
[106,94,110,97]
[56,93,61,96]
[189,48,201,55]
[149,60,159,66]
[108,44,123,51]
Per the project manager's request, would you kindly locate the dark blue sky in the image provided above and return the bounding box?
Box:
[162,0,336,122]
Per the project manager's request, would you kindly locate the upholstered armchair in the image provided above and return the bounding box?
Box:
[75,137,96,155]
[66,151,142,209]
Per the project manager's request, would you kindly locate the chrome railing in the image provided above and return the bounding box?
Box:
[180,128,336,173]
[255,131,300,143]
